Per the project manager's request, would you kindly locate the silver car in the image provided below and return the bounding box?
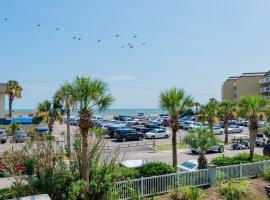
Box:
[0,129,7,143]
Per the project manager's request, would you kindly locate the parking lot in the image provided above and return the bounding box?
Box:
[0,124,256,165]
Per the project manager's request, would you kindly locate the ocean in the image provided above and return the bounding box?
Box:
[8,108,163,117]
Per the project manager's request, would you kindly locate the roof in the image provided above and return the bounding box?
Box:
[240,72,266,77]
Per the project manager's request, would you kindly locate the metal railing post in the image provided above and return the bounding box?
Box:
[177,173,180,189]
[208,165,217,187]
[140,177,144,197]
[240,163,243,178]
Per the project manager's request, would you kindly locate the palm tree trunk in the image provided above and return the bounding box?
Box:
[224,119,229,144]
[209,122,213,133]
[198,152,207,169]
[8,98,13,118]
[66,109,71,155]
[48,121,53,135]
[81,128,89,191]
[172,128,177,168]
[79,111,92,196]
[249,115,258,161]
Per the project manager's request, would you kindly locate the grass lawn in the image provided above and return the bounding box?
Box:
[153,143,186,151]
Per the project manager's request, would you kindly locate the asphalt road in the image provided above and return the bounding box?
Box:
[0,124,258,165]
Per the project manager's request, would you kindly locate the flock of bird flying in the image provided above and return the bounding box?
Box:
[3,17,147,49]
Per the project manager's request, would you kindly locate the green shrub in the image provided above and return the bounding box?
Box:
[170,187,205,200]
[211,153,270,166]
[218,179,249,200]
[263,167,270,180]
[137,162,176,177]
[114,166,140,181]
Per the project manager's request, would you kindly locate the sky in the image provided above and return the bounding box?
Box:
[1,0,270,109]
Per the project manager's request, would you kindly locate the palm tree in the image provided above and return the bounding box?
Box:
[54,83,74,155]
[35,100,62,134]
[6,122,21,136]
[159,88,193,168]
[184,129,217,169]
[239,96,267,160]
[197,98,219,133]
[71,77,113,194]
[218,101,237,144]
[5,80,23,118]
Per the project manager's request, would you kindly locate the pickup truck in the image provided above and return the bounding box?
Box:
[115,128,144,142]
[132,123,165,134]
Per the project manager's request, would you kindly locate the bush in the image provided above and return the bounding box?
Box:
[114,166,140,181]
[211,153,270,166]
[137,162,176,177]
[263,167,270,180]
[218,179,249,200]
[170,187,205,200]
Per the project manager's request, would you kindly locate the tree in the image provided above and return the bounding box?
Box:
[35,100,62,134]
[6,122,21,136]
[197,98,219,133]
[5,80,22,118]
[70,77,113,195]
[159,88,193,168]
[239,96,267,160]
[218,101,237,144]
[54,83,74,155]
[184,129,217,169]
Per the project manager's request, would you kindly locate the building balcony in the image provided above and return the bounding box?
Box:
[260,87,270,93]
[260,77,270,84]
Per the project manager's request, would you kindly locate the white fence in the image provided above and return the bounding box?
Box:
[217,160,270,180]
[113,169,209,199]
[113,160,270,200]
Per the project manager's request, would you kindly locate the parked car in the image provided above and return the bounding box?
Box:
[188,122,201,130]
[213,126,224,135]
[35,127,49,135]
[178,160,198,172]
[145,129,169,139]
[106,125,123,138]
[115,128,144,142]
[228,125,243,133]
[0,129,7,143]
[231,135,250,150]
[258,121,267,127]
[133,123,163,134]
[190,143,224,154]
[256,133,269,146]
[13,130,27,143]
[263,143,270,156]
[182,121,194,130]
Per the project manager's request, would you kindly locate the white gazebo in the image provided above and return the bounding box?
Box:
[0,83,5,118]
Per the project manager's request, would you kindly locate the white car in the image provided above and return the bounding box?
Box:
[256,133,269,146]
[145,129,169,139]
[0,129,7,143]
[182,121,197,130]
[213,126,224,134]
[228,125,243,133]
[178,160,198,172]
[188,122,201,130]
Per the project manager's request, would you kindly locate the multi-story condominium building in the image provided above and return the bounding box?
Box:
[222,72,266,102]
[259,71,270,100]
[0,83,5,118]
